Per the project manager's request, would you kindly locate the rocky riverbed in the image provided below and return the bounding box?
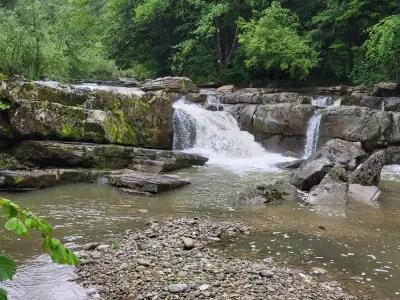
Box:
[77,218,360,300]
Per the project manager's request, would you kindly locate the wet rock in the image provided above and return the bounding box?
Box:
[347,184,381,206]
[275,159,304,169]
[205,103,224,111]
[14,140,207,170]
[240,181,299,205]
[107,170,190,194]
[311,267,328,275]
[291,139,366,190]
[181,237,195,250]
[220,91,311,105]
[319,106,391,150]
[142,77,198,93]
[351,150,386,186]
[167,283,189,293]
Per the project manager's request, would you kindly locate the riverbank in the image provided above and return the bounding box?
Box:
[77,218,359,300]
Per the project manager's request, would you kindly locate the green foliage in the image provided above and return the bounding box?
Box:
[0,100,11,111]
[1,0,400,84]
[353,15,400,84]
[238,2,319,79]
[0,197,79,299]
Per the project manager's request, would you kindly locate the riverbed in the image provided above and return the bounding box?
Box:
[1,163,400,299]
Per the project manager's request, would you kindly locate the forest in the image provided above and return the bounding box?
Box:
[0,0,399,85]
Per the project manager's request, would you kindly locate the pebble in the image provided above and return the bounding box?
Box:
[167,283,188,293]
[181,236,195,250]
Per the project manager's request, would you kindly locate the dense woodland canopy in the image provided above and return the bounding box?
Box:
[0,0,399,85]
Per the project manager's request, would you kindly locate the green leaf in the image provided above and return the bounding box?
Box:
[4,218,27,236]
[4,218,18,231]
[0,288,7,300]
[0,255,17,281]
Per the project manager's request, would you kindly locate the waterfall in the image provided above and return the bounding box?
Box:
[381,101,385,112]
[303,112,322,159]
[302,96,339,159]
[172,97,294,171]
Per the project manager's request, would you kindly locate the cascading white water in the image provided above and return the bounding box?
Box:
[302,96,341,159]
[173,97,294,172]
[303,112,322,159]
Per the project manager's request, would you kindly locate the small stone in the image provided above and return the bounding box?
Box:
[311,267,328,275]
[138,209,149,214]
[138,259,151,267]
[216,273,225,280]
[260,270,274,278]
[181,237,195,250]
[167,283,189,293]
[177,271,188,277]
[199,284,210,291]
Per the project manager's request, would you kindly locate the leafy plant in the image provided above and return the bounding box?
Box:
[0,197,79,300]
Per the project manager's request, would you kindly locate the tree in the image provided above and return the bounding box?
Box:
[352,15,400,84]
[238,1,319,80]
[0,198,79,300]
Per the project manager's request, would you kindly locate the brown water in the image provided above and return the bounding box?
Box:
[1,165,400,299]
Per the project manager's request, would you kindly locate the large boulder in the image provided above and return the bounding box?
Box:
[319,106,392,150]
[307,166,348,215]
[8,92,173,148]
[14,140,208,171]
[251,104,315,136]
[0,111,14,147]
[291,139,366,190]
[351,150,386,186]
[142,77,198,93]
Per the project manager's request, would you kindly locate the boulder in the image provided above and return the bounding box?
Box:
[250,104,316,136]
[319,106,392,150]
[3,79,90,106]
[106,170,190,195]
[372,82,400,97]
[341,95,383,110]
[240,181,299,205]
[8,94,173,148]
[307,166,348,215]
[385,146,400,164]
[291,139,366,190]
[275,159,304,169]
[142,77,198,93]
[216,85,235,93]
[347,184,381,207]
[14,140,208,171]
[351,150,386,186]
[383,97,400,112]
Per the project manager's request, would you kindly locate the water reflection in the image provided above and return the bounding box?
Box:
[0,165,400,299]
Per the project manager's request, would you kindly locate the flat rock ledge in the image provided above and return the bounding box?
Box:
[0,169,190,194]
[77,219,358,300]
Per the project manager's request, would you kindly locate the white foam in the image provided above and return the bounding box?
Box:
[173,98,295,173]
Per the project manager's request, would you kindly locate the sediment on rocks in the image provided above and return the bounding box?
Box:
[77,218,358,300]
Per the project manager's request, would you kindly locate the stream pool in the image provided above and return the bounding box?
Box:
[0,164,400,299]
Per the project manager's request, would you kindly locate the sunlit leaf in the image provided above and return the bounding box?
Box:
[0,255,17,281]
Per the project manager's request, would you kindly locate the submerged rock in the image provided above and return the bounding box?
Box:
[347,184,381,207]
[240,181,299,205]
